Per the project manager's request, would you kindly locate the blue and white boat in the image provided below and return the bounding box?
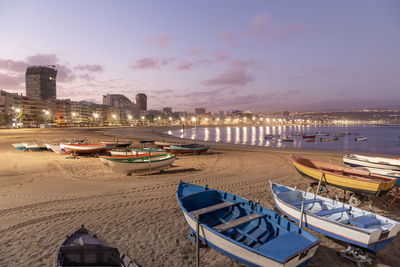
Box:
[270,181,400,255]
[177,181,320,266]
[355,167,400,186]
[12,143,26,150]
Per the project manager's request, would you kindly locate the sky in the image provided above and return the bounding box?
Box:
[0,0,399,112]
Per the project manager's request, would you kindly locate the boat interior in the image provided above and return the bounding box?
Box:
[59,231,121,266]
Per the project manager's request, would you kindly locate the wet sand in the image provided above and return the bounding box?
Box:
[0,126,399,266]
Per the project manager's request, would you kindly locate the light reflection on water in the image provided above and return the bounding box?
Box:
[167,125,400,155]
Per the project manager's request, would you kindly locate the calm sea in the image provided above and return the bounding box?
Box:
[166,125,400,155]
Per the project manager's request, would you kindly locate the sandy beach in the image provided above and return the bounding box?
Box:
[0,126,399,267]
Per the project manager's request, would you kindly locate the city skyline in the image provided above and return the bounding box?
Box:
[0,1,399,112]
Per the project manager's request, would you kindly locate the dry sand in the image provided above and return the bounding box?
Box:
[0,126,399,267]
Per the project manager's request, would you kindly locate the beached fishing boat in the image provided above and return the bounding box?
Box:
[281,137,294,142]
[354,167,400,186]
[21,142,47,151]
[101,140,132,149]
[332,133,346,137]
[177,181,320,267]
[154,141,178,148]
[270,181,400,255]
[54,225,138,267]
[315,132,329,136]
[12,143,26,150]
[319,138,329,142]
[169,144,210,155]
[60,143,107,154]
[110,148,166,156]
[355,137,367,141]
[343,154,400,171]
[100,153,175,174]
[45,144,63,154]
[291,155,397,197]
[264,134,274,139]
[305,139,315,143]
[302,135,315,139]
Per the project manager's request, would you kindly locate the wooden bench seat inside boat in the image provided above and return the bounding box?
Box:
[256,232,314,261]
[214,213,263,232]
[349,215,381,228]
[190,201,236,217]
[314,206,349,217]
[290,198,323,207]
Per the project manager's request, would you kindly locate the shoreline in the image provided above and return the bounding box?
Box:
[0,126,399,266]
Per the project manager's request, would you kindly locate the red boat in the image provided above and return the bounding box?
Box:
[302,135,315,139]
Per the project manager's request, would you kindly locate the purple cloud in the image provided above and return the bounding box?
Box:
[217,30,236,43]
[130,57,174,69]
[187,46,203,55]
[201,59,256,86]
[0,73,24,88]
[145,33,169,49]
[243,13,315,41]
[0,58,27,73]
[177,60,194,70]
[213,50,230,62]
[75,64,103,73]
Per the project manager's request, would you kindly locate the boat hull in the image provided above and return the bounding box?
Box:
[170,145,210,155]
[100,155,175,174]
[60,143,106,154]
[343,155,400,171]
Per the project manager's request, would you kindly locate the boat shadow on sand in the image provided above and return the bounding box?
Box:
[142,167,199,176]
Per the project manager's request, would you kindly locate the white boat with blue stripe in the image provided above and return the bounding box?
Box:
[177,181,320,266]
[343,154,400,171]
[270,181,400,255]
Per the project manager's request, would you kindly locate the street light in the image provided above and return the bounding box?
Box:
[71,112,77,126]
[192,117,197,130]
[93,113,99,126]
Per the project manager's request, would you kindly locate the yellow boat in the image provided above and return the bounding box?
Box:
[291,155,397,197]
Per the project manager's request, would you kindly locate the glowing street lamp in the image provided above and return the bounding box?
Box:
[71,112,77,126]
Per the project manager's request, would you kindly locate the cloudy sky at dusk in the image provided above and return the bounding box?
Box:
[0,1,399,112]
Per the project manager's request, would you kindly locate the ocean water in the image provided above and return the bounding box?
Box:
[166,125,400,155]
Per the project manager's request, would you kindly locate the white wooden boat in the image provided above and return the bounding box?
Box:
[21,142,47,151]
[60,143,106,154]
[45,144,63,154]
[110,148,166,156]
[343,154,400,171]
[270,181,400,255]
[177,181,320,266]
[54,225,138,267]
[100,153,176,174]
[355,137,367,141]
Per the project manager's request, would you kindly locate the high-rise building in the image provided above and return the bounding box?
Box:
[195,108,206,115]
[163,107,172,114]
[26,66,57,100]
[136,93,147,110]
